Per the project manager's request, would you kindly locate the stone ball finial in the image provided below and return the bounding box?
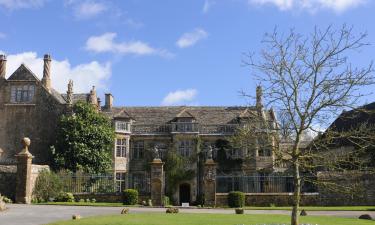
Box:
[22,137,31,148]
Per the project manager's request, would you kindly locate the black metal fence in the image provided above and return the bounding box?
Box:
[216,175,317,193]
[60,174,117,193]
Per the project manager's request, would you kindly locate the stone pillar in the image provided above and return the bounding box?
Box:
[150,158,164,206]
[203,158,217,207]
[15,138,34,204]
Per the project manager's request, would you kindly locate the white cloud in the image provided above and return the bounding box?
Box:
[0,0,47,10]
[2,51,111,93]
[176,28,208,48]
[85,32,174,58]
[161,89,198,106]
[73,1,107,19]
[203,0,215,13]
[248,0,366,13]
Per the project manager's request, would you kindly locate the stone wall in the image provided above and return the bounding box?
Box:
[0,164,49,201]
[216,193,319,207]
[0,165,16,199]
[317,171,375,206]
[0,80,65,165]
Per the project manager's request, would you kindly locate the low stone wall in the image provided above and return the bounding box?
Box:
[0,164,49,201]
[0,165,17,199]
[317,171,375,206]
[216,193,319,207]
[73,193,150,203]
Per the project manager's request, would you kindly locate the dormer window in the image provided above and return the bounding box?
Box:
[115,121,131,133]
[10,85,35,103]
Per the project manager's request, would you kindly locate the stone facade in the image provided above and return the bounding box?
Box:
[0,54,281,205]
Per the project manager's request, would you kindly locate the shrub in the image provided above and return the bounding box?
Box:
[2,196,12,204]
[147,199,153,207]
[85,198,90,203]
[166,207,179,213]
[123,189,138,205]
[91,198,96,203]
[228,191,245,208]
[163,196,170,206]
[235,208,244,214]
[79,199,85,203]
[33,169,63,202]
[0,194,7,211]
[56,192,75,202]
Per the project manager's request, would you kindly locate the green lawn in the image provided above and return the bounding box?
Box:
[36,202,375,211]
[47,213,374,225]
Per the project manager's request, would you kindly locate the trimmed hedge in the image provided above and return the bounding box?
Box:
[228,191,245,208]
[123,189,138,205]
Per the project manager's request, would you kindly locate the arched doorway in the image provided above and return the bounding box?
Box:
[179,183,191,204]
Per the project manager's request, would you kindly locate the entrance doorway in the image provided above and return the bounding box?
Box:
[179,183,191,204]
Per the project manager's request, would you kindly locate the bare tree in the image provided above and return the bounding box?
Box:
[243,25,374,225]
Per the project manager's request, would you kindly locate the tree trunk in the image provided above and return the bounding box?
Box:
[291,159,301,225]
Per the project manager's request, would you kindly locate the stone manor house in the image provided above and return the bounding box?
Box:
[0,54,282,204]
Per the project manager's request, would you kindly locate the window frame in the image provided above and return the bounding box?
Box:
[115,138,127,158]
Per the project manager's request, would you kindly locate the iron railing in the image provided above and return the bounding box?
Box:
[60,175,117,193]
[216,175,317,193]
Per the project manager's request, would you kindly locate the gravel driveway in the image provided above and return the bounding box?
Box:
[0,204,373,225]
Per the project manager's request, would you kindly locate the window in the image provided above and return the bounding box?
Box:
[132,141,144,159]
[115,121,131,133]
[132,173,149,193]
[10,85,35,103]
[115,172,126,192]
[116,138,127,157]
[178,140,194,157]
[258,138,272,157]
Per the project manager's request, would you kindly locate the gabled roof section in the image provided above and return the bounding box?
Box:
[238,108,256,118]
[175,108,195,118]
[7,64,40,81]
[114,109,132,119]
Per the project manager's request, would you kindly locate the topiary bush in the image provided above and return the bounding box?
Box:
[123,189,138,205]
[228,191,245,208]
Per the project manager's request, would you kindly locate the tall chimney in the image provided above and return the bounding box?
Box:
[89,86,98,106]
[0,54,6,79]
[256,85,263,109]
[66,80,73,105]
[42,54,52,92]
[105,93,113,110]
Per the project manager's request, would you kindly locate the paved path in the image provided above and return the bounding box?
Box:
[0,204,374,225]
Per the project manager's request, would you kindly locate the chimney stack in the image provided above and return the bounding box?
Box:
[0,54,6,79]
[97,97,102,111]
[105,93,113,110]
[42,54,52,92]
[256,85,263,109]
[66,80,73,105]
[89,86,98,106]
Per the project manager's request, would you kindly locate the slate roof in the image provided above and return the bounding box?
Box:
[327,102,375,132]
[61,93,90,104]
[7,64,39,81]
[102,106,275,125]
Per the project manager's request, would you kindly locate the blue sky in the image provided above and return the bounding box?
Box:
[0,0,374,107]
